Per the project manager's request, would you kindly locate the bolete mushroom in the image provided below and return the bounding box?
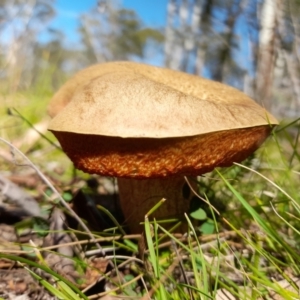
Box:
[48,61,278,233]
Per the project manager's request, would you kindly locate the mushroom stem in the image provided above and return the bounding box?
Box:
[117,176,197,233]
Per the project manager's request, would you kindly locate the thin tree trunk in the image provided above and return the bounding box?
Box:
[255,0,280,109]
[190,0,204,75]
[211,0,243,82]
[165,0,178,68]
[178,0,190,71]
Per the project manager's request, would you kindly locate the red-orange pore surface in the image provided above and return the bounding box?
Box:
[51,125,273,178]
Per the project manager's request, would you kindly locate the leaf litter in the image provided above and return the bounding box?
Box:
[0,138,299,300]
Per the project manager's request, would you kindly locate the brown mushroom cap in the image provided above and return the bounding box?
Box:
[48,61,278,179]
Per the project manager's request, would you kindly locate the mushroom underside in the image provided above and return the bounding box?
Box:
[50,125,273,233]
[50,125,272,178]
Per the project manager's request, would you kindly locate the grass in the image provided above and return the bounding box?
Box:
[1,83,300,299]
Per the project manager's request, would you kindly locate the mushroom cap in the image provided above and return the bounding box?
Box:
[48,61,278,178]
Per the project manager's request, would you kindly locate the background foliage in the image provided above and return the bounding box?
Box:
[0,1,299,299]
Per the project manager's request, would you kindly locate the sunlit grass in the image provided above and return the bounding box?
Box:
[137,120,300,299]
[1,72,300,299]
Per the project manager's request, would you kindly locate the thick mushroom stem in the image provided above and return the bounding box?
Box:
[117,176,197,233]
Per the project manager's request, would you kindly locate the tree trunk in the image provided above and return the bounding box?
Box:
[255,0,280,110]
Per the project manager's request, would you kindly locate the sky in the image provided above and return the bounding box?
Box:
[43,0,252,82]
[1,0,253,83]
[47,0,168,49]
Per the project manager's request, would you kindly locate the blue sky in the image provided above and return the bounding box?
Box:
[47,0,168,48]
[47,1,251,75]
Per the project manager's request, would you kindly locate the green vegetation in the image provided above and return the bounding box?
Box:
[1,102,299,299]
[0,1,300,299]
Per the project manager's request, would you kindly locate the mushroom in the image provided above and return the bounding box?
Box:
[48,61,278,233]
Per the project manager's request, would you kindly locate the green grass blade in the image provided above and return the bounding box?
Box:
[0,253,88,300]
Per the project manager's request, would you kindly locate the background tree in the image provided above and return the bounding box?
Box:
[78,1,164,65]
[0,0,55,91]
[164,0,246,86]
[164,0,300,117]
[0,0,164,95]
[0,0,299,118]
